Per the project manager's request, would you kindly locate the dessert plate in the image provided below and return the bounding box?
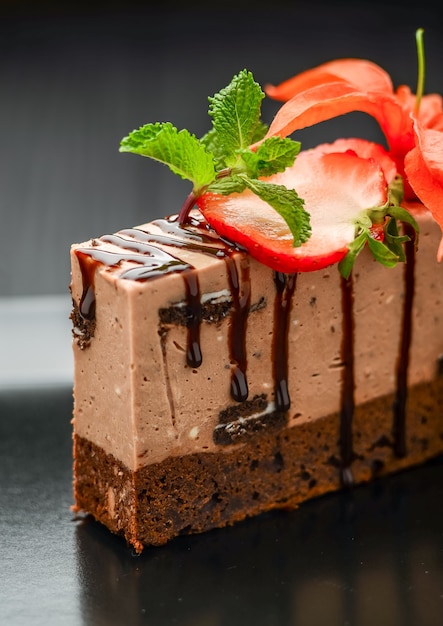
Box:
[1,385,442,626]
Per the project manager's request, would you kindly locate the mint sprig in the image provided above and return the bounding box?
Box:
[240,136,301,178]
[119,70,310,247]
[120,122,216,192]
[206,69,267,166]
[338,178,420,279]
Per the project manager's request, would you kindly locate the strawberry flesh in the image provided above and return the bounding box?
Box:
[197,143,391,273]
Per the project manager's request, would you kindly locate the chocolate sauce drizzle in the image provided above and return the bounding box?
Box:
[183,270,202,368]
[339,274,355,486]
[76,242,191,320]
[273,272,297,412]
[338,232,416,484]
[116,219,233,370]
[226,258,251,402]
[74,215,416,476]
[75,216,233,365]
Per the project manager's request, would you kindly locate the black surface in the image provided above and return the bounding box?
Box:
[1,386,443,625]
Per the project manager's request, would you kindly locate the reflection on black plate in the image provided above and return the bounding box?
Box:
[2,382,443,625]
[75,456,443,626]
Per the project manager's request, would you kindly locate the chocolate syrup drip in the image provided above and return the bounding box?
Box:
[76,252,98,321]
[273,272,297,412]
[151,216,228,244]
[113,219,239,371]
[340,273,355,487]
[393,225,416,458]
[99,235,192,280]
[74,218,237,371]
[226,258,251,402]
[183,270,203,368]
[75,213,419,475]
[119,218,230,258]
[75,244,191,323]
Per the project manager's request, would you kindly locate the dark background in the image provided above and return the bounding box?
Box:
[1,0,441,297]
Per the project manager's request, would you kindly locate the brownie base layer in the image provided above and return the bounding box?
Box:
[73,378,443,553]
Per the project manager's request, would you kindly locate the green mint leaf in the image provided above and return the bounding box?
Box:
[120,122,216,192]
[249,120,269,144]
[338,231,368,279]
[241,178,311,247]
[200,120,268,171]
[208,70,265,168]
[207,175,247,196]
[199,128,227,169]
[240,137,301,178]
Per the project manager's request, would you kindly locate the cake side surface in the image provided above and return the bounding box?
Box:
[71,209,443,551]
[73,377,443,549]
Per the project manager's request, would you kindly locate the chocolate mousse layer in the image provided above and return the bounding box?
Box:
[71,209,443,551]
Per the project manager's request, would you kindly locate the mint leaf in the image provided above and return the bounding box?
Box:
[208,70,265,167]
[240,137,301,178]
[200,120,268,170]
[120,122,216,192]
[120,72,307,249]
[207,175,247,196]
[249,119,269,144]
[199,128,226,169]
[241,178,311,246]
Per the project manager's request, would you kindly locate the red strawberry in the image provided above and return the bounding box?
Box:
[197,143,392,273]
[314,138,397,184]
[265,58,394,102]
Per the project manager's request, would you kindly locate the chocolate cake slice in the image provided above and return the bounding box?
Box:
[71,209,443,553]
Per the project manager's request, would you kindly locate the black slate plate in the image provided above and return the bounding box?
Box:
[1,386,443,626]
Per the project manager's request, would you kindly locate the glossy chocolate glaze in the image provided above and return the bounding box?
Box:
[273,272,297,413]
[73,215,415,474]
[340,273,356,487]
[225,257,251,403]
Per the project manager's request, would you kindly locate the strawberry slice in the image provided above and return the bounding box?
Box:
[262,81,412,159]
[265,58,394,102]
[314,137,397,183]
[404,121,443,259]
[197,143,391,273]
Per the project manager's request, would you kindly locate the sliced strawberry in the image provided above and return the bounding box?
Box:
[263,57,443,229]
[197,145,390,273]
[314,137,397,183]
[262,81,412,160]
[265,58,394,102]
[404,121,443,258]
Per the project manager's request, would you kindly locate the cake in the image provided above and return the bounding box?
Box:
[71,43,443,553]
